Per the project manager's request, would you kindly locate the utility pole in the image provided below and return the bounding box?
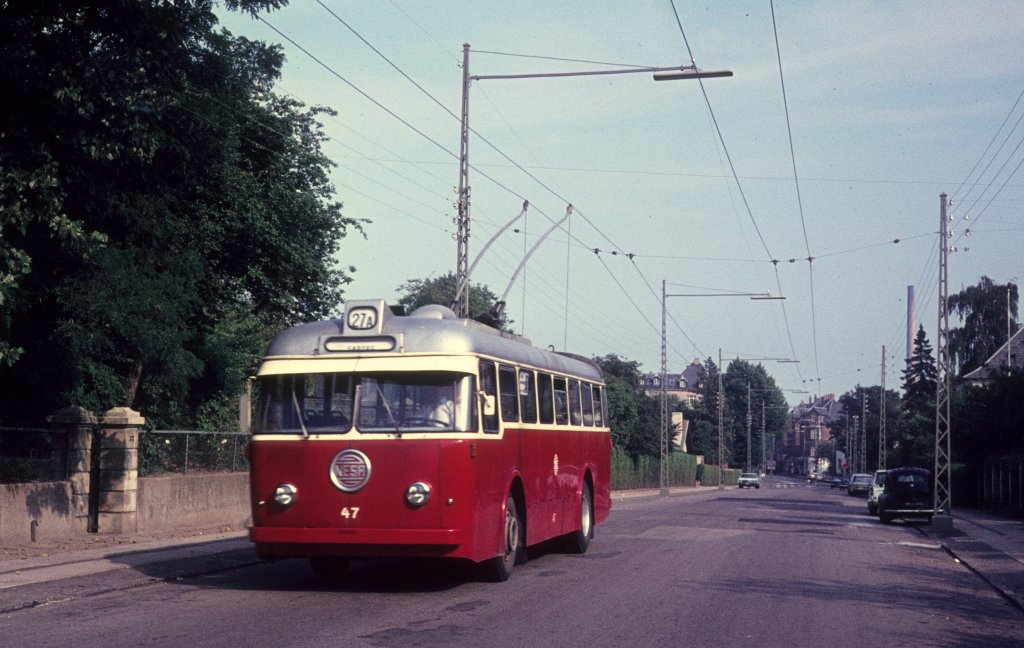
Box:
[861,390,868,474]
[718,348,725,489]
[935,193,953,523]
[851,415,859,475]
[879,346,887,470]
[454,43,472,318]
[452,46,731,319]
[660,280,669,496]
[761,401,767,475]
[746,383,752,472]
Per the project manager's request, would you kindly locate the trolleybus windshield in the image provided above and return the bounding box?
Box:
[255,372,475,434]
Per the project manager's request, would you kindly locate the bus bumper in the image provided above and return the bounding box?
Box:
[250,526,468,559]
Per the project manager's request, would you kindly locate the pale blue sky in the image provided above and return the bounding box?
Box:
[218,1,1024,402]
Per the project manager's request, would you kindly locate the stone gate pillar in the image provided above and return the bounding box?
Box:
[46,406,97,528]
[97,407,144,534]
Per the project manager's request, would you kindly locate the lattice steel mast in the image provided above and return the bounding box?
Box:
[935,193,952,517]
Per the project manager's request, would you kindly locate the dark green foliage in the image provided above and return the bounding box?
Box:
[594,354,661,459]
[395,272,511,330]
[687,420,716,460]
[948,276,1018,377]
[834,385,901,471]
[592,354,643,390]
[0,1,361,427]
[721,360,788,469]
[610,446,697,489]
[901,326,937,415]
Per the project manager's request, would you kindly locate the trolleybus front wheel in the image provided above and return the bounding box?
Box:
[481,494,523,582]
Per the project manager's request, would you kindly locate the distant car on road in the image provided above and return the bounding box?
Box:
[831,476,850,490]
[867,469,888,515]
[738,473,761,489]
[848,473,873,496]
[877,467,934,524]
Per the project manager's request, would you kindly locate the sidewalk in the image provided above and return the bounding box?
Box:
[919,508,1024,612]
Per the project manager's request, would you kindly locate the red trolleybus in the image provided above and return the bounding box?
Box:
[248,299,611,581]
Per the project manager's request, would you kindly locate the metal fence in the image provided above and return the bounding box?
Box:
[139,430,249,476]
[0,426,71,483]
[0,427,249,483]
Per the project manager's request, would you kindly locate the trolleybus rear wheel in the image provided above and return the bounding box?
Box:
[564,481,593,554]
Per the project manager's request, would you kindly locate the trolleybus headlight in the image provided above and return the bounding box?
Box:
[273,483,298,507]
[405,481,431,507]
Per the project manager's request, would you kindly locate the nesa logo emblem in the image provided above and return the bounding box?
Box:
[329,449,372,492]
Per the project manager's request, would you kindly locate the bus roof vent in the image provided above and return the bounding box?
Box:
[408,304,457,320]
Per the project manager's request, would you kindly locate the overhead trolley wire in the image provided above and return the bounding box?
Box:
[770,0,819,385]
[667,0,804,385]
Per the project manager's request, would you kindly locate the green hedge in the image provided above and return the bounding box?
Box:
[611,447,700,489]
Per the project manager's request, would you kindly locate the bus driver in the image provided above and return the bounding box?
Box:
[420,386,454,427]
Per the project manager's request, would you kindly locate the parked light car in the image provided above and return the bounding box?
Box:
[847,473,873,496]
[877,467,934,524]
[738,473,761,489]
[867,469,888,515]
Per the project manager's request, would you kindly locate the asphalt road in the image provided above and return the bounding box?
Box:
[4,476,1023,647]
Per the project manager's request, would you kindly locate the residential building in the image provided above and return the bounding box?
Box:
[962,326,1024,386]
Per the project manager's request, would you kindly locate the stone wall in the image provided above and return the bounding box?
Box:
[1,473,250,547]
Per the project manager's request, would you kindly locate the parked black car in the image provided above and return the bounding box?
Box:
[877,467,934,524]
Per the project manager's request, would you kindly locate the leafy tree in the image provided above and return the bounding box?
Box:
[395,272,511,330]
[951,371,1024,505]
[949,276,1019,376]
[686,419,716,460]
[592,353,644,391]
[0,1,360,426]
[594,354,660,458]
[722,360,787,469]
[835,385,901,472]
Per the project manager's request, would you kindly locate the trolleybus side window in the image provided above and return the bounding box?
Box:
[553,376,569,425]
[519,369,538,423]
[568,379,582,426]
[537,372,554,424]
[581,381,595,426]
[479,361,499,433]
[498,364,520,423]
[593,385,605,427]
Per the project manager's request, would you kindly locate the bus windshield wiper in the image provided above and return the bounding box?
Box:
[374,382,402,437]
[291,389,310,439]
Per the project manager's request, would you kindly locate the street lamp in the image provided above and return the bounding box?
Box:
[453,45,733,317]
[660,283,784,494]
